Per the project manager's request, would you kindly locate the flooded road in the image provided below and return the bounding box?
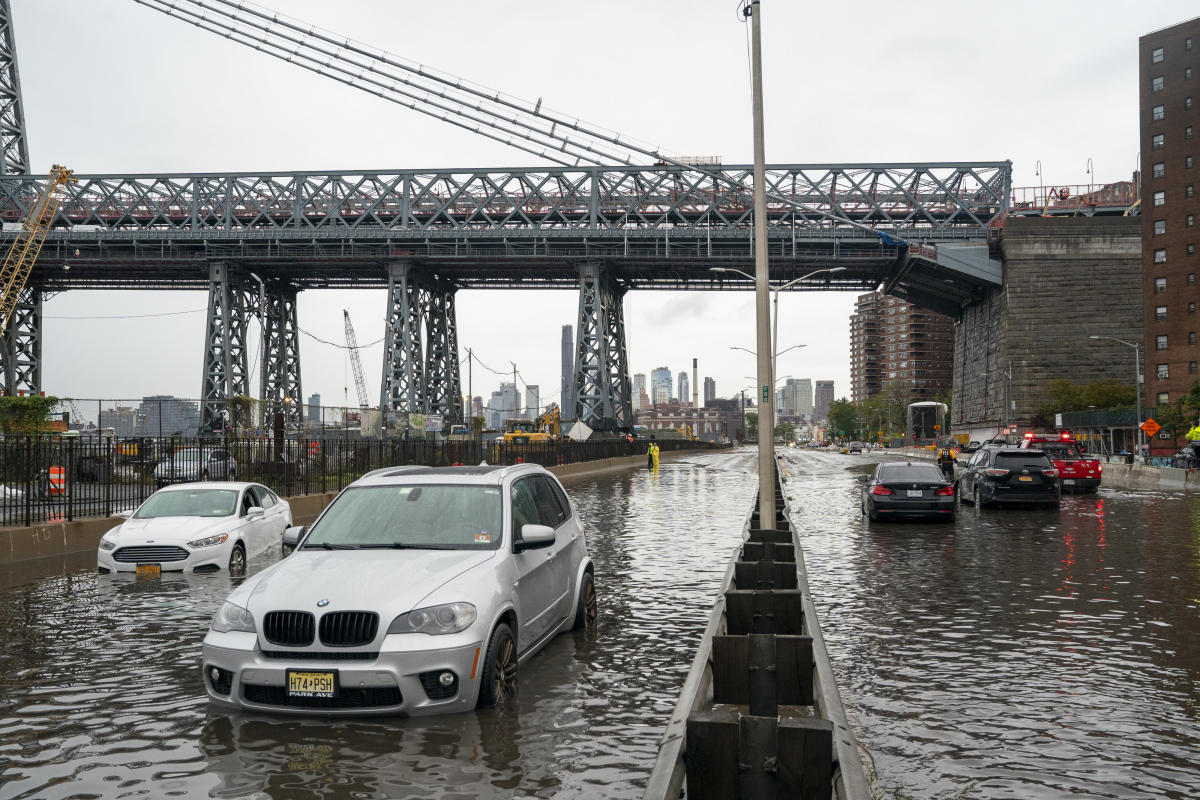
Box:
[4,447,1199,799]
[0,451,757,799]
[780,448,1200,799]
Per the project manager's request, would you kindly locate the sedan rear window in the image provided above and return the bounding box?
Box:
[878,465,944,482]
[304,485,503,550]
[136,489,238,518]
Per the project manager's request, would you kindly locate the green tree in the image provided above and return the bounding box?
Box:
[745,412,758,439]
[0,395,61,434]
[827,398,856,440]
[774,421,795,441]
[471,415,486,437]
[1155,401,1189,450]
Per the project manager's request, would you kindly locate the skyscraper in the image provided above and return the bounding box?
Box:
[525,385,540,419]
[650,367,671,406]
[678,372,689,407]
[815,381,834,420]
[795,378,813,418]
[633,373,647,412]
[561,325,575,418]
[703,377,716,406]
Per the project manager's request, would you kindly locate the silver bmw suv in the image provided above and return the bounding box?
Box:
[201,464,595,716]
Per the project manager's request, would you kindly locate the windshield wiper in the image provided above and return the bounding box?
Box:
[302,542,357,550]
[358,542,459,550]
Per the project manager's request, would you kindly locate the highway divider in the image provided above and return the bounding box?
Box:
[644,459,869,800]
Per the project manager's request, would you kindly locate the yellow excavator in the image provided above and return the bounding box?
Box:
[501,405,561,444]
[0,165,75,335]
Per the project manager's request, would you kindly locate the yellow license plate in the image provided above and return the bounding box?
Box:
[136,564,161,578]
[287,670,336,698]
[1018,476,1033,482]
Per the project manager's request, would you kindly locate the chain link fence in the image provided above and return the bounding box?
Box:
[0,432,727,528]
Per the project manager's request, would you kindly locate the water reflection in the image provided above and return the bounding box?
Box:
[780,449,1200,799]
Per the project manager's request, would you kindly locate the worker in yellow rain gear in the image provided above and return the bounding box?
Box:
[652,442,660,469]
[936,445,956,479]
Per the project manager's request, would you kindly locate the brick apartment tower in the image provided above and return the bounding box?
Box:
[1141,18,1200,411]
[850,292,953,402]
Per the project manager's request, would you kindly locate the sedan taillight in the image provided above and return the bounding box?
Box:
[872,485,892,495]
[1043,468,1058,478]
[984,468,1009,476]
[935,485,955,496]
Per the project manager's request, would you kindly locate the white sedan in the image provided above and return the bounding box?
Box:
[98,482,292,576]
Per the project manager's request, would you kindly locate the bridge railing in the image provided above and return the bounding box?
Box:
[0,434,728,528]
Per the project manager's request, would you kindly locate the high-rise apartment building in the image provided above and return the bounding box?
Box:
[850,292,953,402]
[814,380,834,420]
[650,367,672,406]
[489,383,521,429]
[678,372,690,407]
[525,385,540,419]
[775,378,813,420]
[704,377,716,406]
[633,373,647,412]
[560,325,575,418]
[1141,18,1200,407]
[850,293,883,401]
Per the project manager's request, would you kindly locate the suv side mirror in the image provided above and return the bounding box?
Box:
[247,506,265,517]
[282,525,305,548]
[516,524,556,552]
[116,509,134,519]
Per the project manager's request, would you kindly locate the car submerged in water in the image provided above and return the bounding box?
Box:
[858,461,956,522]
[201,464,595,716]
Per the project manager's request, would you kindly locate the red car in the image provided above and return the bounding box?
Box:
[1017,432,1101,493]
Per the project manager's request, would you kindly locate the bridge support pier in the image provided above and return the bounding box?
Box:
[572,263,632,432]
[259,282,302,428]
[0,286,40,396]
[381,264,464,427]
[423,285,463,426]
[200,262,253,433]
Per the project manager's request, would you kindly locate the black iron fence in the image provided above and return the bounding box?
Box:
[0,434,728,528]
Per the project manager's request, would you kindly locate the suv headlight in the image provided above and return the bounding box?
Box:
[188,533,229,548]
[99,533,117,551]
[387,603,477,635]
[211,602,255,633]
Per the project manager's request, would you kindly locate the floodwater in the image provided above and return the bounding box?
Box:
[4,447,1199,799]
[0,450,758,799]
[779,448,1200,799]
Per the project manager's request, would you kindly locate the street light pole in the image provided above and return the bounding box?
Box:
[1089,335,1144,456]
[747,0,774,528]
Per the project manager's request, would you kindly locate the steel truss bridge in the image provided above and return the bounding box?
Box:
[0,1,1010,432]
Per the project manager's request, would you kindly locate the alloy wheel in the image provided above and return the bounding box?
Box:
[492,636,518,702]
[228,543,246,573]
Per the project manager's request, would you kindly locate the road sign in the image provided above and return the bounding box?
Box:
[425,415,443,432]
[762,386,769,403]
[1141,418,1161,437]
[934,424,941,431]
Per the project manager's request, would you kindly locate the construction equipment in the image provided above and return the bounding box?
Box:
[342,309,369,408]
[536,405,561,438]
[0,165,75,336]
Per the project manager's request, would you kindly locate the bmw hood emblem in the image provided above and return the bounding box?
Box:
[316,599,329,607]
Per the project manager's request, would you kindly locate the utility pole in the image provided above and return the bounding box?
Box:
[467,347,473,432]
[747,0,775,529]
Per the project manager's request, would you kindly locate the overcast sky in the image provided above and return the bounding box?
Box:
[12,0,1188,412]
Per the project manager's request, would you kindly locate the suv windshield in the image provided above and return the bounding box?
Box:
[303,485,503,550]
[136,489,237,518]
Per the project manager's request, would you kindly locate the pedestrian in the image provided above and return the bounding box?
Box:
[647,440,655,469]
[937,444,956,479]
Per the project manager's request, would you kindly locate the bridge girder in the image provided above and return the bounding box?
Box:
[200,262,253,432]
[573,264,632,432]
[259,282,302,427]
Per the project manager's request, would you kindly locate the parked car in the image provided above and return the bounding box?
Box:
[1017,432,1101,492]
[958,447,1060,508]
[962,441,982,453]
[154,448,237,488]
[848,441,864,453]
[858,462,956,522]
[98,483,291,575]
[201,463,596,716]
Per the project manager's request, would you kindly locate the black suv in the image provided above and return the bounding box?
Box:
[958,447,1060,508]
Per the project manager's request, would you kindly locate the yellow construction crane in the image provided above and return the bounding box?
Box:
[0,164,75,335]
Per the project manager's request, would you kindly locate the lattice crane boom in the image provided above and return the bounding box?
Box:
[343,309,369,408]
[0,164,74,335]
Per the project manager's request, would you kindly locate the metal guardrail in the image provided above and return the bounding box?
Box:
[0,434,726,528]
[643,460,869,799]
